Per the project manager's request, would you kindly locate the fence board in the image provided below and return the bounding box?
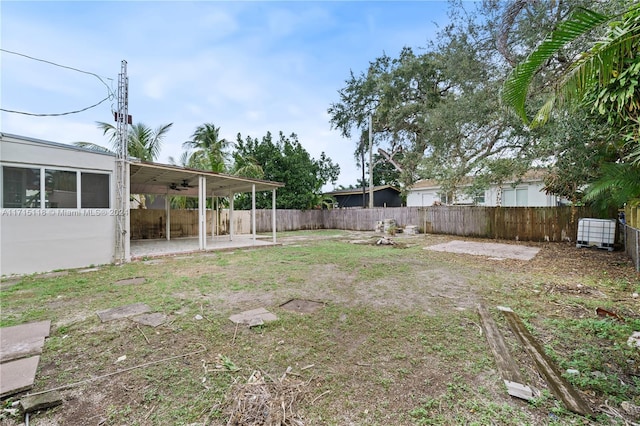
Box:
[131,206,607,243]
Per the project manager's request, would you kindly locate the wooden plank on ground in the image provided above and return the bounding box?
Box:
[498,306,594,417]
[477,304,534,400]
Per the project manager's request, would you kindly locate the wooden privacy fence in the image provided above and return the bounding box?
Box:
[623,225,640,272]
[132,206,607,242]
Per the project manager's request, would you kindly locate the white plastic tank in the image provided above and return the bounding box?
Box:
[576,218,616,251]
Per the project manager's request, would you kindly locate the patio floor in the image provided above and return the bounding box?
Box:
[130,234,277,259]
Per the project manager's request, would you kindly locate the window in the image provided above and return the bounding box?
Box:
[45,169,77,208]
[437,191,454,205]
[2,167,41,208]
[81,173,110,208]
[473,190,485,205]
[503,187,528,206]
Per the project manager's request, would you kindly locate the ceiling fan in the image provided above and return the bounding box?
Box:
[169,179,195,191]
[168,183,185,191]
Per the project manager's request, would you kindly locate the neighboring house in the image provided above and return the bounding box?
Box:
[1,133,283,275]
[324,185,402,208]
[406,171,565,207]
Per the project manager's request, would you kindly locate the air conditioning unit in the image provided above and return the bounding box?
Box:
[576,218,616,251]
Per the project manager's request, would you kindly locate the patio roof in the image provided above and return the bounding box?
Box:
[129,161,284,197]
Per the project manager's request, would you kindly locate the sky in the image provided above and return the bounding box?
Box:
[1,0,452,190]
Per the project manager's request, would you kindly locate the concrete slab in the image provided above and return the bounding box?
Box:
[0,336,45,363]
[115,277,146,286]
[132,313,167,327]
[0,321,51,362]
[97,303,152,322]
[424,240,540,261]
[229,308,278,325]
[131,235,275,259]
[0,356,40,397]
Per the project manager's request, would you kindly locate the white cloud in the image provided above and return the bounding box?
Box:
[1,1,450,191]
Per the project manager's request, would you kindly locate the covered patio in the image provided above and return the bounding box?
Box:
[126,161,284,259]
[131,234,276,259]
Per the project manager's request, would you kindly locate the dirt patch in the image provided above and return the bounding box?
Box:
[280,299,324,313]
[1,231,638,426]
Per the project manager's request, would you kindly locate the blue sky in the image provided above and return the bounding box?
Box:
[1,1,451,189]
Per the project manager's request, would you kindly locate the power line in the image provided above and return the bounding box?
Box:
[0,96,111,117]
[1,48,113,92]
[0,48,115,117]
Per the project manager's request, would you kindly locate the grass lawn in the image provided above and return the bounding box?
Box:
[1,230,639,425]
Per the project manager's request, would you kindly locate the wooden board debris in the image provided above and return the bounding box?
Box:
[477,304,534,401]
[499,306,594,417]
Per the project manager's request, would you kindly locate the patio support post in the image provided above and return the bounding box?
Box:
[165,191,170,241]
[211,191,217,238]
[124,162,131,262]
[252,184,256,242]
[272,189,276,243]
[229,191,234,241]
[198,176,206,250]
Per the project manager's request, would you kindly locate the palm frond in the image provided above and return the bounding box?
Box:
[502,7,610,124]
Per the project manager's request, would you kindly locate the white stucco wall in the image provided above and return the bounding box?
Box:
[406,189,439,206]
[408,180,560,207]
[1,134,117,275]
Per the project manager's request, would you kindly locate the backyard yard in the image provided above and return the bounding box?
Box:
[1,230,639,425]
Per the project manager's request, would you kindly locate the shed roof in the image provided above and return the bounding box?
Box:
[324,185,400,196]
[130,161,284,197]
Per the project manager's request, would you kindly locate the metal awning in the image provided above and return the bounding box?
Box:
[129,161,284,196]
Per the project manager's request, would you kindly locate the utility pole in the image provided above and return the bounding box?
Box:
[114,60,129,264]
[368,114,374,208]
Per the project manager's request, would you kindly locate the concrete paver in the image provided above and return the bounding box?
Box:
[97,303,152,322]
[0,356,40,397]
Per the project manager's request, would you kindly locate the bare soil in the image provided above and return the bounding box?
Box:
[1,231,638,425]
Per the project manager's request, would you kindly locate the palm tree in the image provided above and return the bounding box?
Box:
[502,4,639,128]
[95,121,172,161]
[183,123,230,173]
[502,4,640,211]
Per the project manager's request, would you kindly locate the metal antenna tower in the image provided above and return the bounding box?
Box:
[114,60,129,264]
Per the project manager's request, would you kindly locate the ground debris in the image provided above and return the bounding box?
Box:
[223,370,308,426]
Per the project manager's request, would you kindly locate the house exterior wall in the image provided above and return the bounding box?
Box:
[407,180,561,207]
[1,134,117,275]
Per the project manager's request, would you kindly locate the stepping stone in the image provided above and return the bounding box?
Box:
[78,268,100,273]
[0,321,51,363]
[97,303,151,322]
[0,356,40,397]
[115,277,146,286]
[132,313,167,327]
[229,308,278,325]
[20,391,63,413]
[39,271,69,279]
